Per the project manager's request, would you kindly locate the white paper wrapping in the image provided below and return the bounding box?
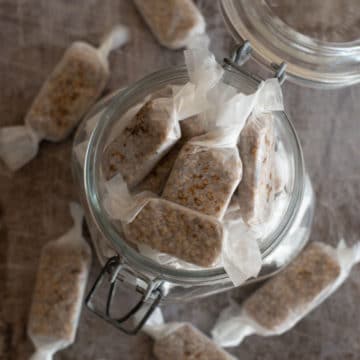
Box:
[174,45,224,121]
[103,174,154,224]
[0,125,41,171]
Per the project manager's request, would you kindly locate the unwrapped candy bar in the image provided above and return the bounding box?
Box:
[28,203,91,360]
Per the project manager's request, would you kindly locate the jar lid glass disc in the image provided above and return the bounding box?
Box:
[220,0,360,88]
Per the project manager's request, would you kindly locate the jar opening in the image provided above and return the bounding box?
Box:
[84,66,305,283]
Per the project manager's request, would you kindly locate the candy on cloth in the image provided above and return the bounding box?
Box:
[133,0,205,49]
[212,240,360,347]
[0,26,129,171]
[28,203,91,360]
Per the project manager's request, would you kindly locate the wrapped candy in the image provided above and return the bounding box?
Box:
[162,129,243,219]
[102,96,181,188]
[27,203,91,360]
[105,174,223,267]
[236,78,284,225]
[0,26,129,171]
[161,79,275,219]
[123,197,223,267]
[212,240,360,347]
[153,323,235,360]
[237,112,276,225]
[133,0,206,49]
[142,309,235,360]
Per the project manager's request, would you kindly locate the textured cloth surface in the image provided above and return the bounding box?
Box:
[0,1,360,359]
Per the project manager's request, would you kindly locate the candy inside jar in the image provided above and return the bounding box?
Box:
[85,43,298,288]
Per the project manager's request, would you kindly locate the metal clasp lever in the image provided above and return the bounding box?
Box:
[85,256,163,335]
[224,41,287,85]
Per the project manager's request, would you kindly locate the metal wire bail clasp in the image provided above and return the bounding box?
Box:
[85,256,163,334]
[224,41,287,85]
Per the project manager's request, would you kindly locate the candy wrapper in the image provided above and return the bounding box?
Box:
[0,26,129,171]
[221,217,262,287]
[28,203,92,360]
[212,240,360,347]
[133,0,206,49]
[142,309,236,360]
[162,128,243,219]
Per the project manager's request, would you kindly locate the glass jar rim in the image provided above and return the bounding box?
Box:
[220,0,360,89]
[84,65,305,284]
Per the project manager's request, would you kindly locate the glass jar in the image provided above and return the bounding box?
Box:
[72,61,314,333]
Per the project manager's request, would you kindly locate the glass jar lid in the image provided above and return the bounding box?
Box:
[220,0,360,88]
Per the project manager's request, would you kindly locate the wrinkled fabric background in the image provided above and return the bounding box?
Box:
[0,1,359,359]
